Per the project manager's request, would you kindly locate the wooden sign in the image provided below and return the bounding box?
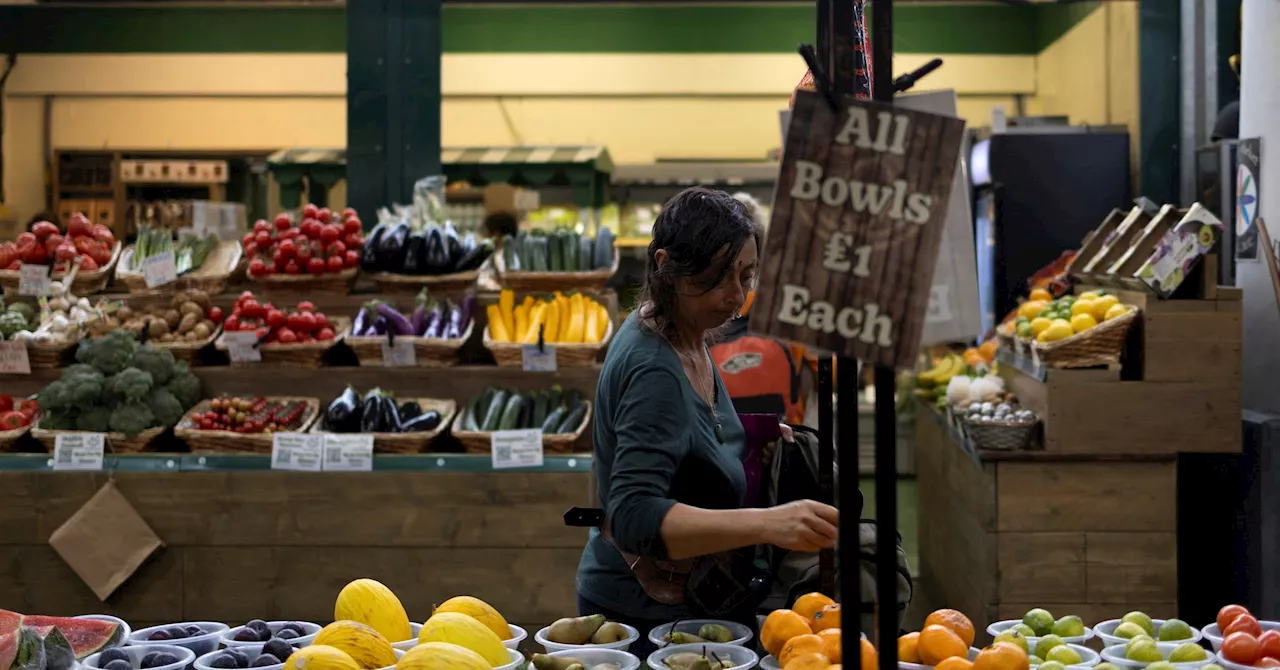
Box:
[751,89,967,368]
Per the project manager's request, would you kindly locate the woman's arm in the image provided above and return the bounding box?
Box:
[660,499,837,560]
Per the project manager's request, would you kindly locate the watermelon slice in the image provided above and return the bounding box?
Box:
[0,610,122,659]
[0,632,17,670]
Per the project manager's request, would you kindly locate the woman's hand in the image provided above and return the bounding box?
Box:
[762,423,794,468]
[760,499,839,552]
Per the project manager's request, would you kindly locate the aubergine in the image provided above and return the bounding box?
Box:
[424,225,451,274]
[377,220,411,271]
[359,389,383,432]
[401,232,429,275]
[360,223,388,271]
[324,387,361,433]
[399,401,423,421]
[400,410,442,433]
[453,242,492,273]
[443,222,464,267]
[378,394,402,433]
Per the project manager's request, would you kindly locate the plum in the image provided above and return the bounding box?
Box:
[262,640,293,661]
[185,625,205,637]
[140,651,179,669]
[208,655,240,670]
[279,623,306,637]
[232,628,262,643]
[147,630,171,641]
[99,649,131,666]
[165,626,189,639]
[275,629,298,641]
[245,620,271,639]
[103,660,133,670]
[222,648,249,669]
[250,655,280,668]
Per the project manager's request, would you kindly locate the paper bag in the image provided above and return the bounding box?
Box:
[48,480,164,601]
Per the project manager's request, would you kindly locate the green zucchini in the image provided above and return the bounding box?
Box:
[541,406,566,434]
[557,403,588,434]
[517,394,533,429]
[531,392,549,429]
[563,388,583,413]
[479,387,495,417]
[545,385,562,412]
[481,389,509,431]
[548,231,564,271]
[594,228,616,270]
[562,232,579,272]
[463,396,482,431]
[498,393,525,430]
[533,236,549,272]
[578,236,594,272]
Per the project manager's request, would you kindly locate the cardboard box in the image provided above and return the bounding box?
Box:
[1135,203,1225,298]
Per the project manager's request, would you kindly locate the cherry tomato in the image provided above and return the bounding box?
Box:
[285,259,301,275]
[302,203,319,220]
[319,225,340,245]
[1259,631,1280,660]
[224,315,240,331]
[240,299,264,318]
[343,217,362,234]
[237,291,255,306]
[1224,632,1262,665]
[242,232,256,250]
[254,231,272,248]
[326,255,345,273]
[296,301,316,312]
[1220,605,1252,632]
[253,219,271,234]
[302,219,322,241]
[265,309,286,329]
[295,243,313,261]
[343,232,364,249]
[316,327,336,341]
[276,327,299,344]
[345,250,360,268]
[278,238,296,258]
[326,240,346,257]
[248,258,269,277]
[1228,615,1263,638]
[274,213,292,231]
[294,311,317,333]
[313,312,330,328]
[318,208,333,224]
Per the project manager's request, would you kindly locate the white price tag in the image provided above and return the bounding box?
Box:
[0,341,31,375]
[222,331,261,363]
[322,434,374,471]
[490,428,544,469]
[18,264,50,297]
[141,251,178,288]
[380,339,417,367]
[521,344,557,372]
[53,433,105,471]
[271,432,323,471]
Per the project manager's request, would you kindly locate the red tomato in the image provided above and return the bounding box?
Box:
[32,221,59,240]
[0,243,17,269]
[344,250,360,268]
[274,213,292,231]
[254,231,272,248]
[0,411,26,430]
[55,243,77,263]
[0,395,12,412]
[253,219,271,234]
[241,232,256,250]
[1221,605,1253,632]
[313,312,330,328]
[243,242,258,258]
[18,399,38,419]
[295,311,317,333]
[295,301,316,312]
[304,257,323,274]
[276,327,298,344]
[302,219,322,241]
[79,256,99,272]
[279,228,300,240]
[316,327,336,341]
[224,315,240,331]
[318,208,333,224]
[285,259,301,275]
[302,203,319,220]
[1229,615,1264,638]
[67,215,93,238]
[342,207,358,219]
[89,242,111,266]
[327,240,346,257]
[93,224,116,247]
[248,258,269,277]
[255,327,269,340]
[1259,632,1280,660]
[343,232,364,249]
[21,243,47,264]
[277,238,296,258]
[1224,632,1262,665]
[240,299,264,318]
[207,306,224,323]
[326,255,345,273]
[6,261,19,271]
[44,234,65,256]
[297,245,314,263]
[237,290,256,305]
[265,309,286,329]
[319,224,340,245]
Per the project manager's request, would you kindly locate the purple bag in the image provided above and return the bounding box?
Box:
[737,413,783,507]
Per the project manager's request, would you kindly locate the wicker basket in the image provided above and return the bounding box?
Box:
[249,266,358,295]
[0,422,32,452]
[25,337,79,369]
[1032,305,1139,368]
[155,324,221,364]
[0,243,123,296]
[175,396,321,454]
[215,317,351,367]
[369,269,479,294]
[345,320,472,367]
[962,415,1038,451]
[497,249,619,292]
[115,242,243,295]
[451,400,592,455]
[31,418,165,454]
[310,398,457,454]
[483,319,613,368]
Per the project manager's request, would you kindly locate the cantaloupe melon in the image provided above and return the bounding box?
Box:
[335,579,413,643]
[431,598,510,641]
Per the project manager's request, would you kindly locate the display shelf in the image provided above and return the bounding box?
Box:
[0,452,591,472]
[995,347,1048,382]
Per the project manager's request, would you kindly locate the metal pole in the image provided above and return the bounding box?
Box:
[817,356,836,598]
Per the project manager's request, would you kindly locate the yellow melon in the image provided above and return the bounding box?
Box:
[284,645,362,670]
[417,613,508,667]
[397,643,490,670]
[335,579,413,643]
[432,597,510,641]
[314,621,398,670]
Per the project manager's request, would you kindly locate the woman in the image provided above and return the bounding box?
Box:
[576,187,839,656]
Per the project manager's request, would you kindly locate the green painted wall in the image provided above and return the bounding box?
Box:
[0,3,1089,56]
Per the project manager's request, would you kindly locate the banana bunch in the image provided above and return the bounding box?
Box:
[917,352,963,389]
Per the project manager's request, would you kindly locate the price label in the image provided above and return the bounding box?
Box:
[271,432,323,471]
[322,434,374,471]
[521,344,557,372]
[380,339,417,367]
[141,251,178,288]
[222,331,261,363]
[18,265,50,297]
[0,341,31,375]
[53,433,105,471]
[490,428,544,469]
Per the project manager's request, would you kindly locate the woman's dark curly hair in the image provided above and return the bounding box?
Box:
[637,187,763,342]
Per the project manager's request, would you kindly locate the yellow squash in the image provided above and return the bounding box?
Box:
[498,290,515,338]
[486,305,509,342]
[432,596,511,641]
[314,621,398,670]
[417,613,508,666]
[284,645,362,670]
[334,578,413,643]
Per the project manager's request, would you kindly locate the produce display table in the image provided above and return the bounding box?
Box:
[0,454,592,637]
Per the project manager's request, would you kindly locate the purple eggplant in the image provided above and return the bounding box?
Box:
[374,301,415,336]
[423,301,447,339]
[352,305,372,337]
[410,288,431,335]
[457,293,476,332]
[444,304,465,339]
[373,315,389,335]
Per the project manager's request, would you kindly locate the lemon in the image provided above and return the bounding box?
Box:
[1078,291,1100,302]
[1091,294,1120,320]
[1070,300,1095,317]
[1030,317,1053,337]
[1030,288,1052,302]
[1070,313,1098,333]
[1042,320,1074,342]
[1104,303,1128,321]
[1019,300,1048,319]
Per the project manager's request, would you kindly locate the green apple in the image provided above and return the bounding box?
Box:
[1052,616,1086,638]
[1159,619,1194,642]
[1126,639,1163,663]
[1013,624,1038,638]
[1148,663,1177,670]
[1047,646,1082,666]
[1169,643,1207,663]
[1034,635,1066,660]
[1122,611,1156,637]
[1038,663,1066,670]
[995,630,1029,653]
[1115,622,1149,640]
[1025,609,1056,637]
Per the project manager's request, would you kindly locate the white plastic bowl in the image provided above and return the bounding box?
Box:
[547,648,641,670]
[647,620,754,648]
[1202,622,1280,652]
[494,648,528,670]
[76,615,132,651]
[506,625,529,651]
[85,644,197,670]
[648,643,758,670]
[128,623,231,658]
[987,620,1095,647]
[1094,620,1203,648]
[194,645,284,670]
[1217,657,1275,670]
[392,623,425,652]
[535,623,640,653]
[899,647,981,670]
[1100,642,1219,670]
[220,622,321,648]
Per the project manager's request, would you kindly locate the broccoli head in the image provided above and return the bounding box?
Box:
[106,367,153,403]
[75,406,113,433]
[42,409,79,430]
[145,388,185,427]
[166,364,202,409]
[76,329,139,375]
[130,346,175,385]
[37,380,73,413]
[63,367,106,407]
[109,401,155,437]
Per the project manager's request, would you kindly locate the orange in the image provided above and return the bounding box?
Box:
[780,635,827,667]
[793,592,837,622]
[973,642,1029,670]
[919,625,968,665]
[899,632,922,664]
[783,652,830,670]
[978,339,999,363]
[1029,288,1052,302]
[963,348,983,367]
[763,610,816,659]
[861,638,877,670]
[811,604,842,633]
[817,629,842,663]
[936,658,975,670]
[925,609,976,648]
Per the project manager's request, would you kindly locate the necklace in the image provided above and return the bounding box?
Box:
[678,347,724,444]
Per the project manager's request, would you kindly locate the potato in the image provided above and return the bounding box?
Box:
[148,318,170,338]
[179,301,203,318]
[159,333,175,343]
[192,322,212,340]
[187,290,211,309]
[164,309,180,328]
[172,291,191,308]
[178,312,198,334]
[117,306,134,321]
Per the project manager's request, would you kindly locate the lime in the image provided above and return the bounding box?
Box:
[1158,619,1193,642]
[1047,646,1082,666]
[1169,644,1207,663]
[1126,639,1162,663]
[1034,635,1065,659]
[1115,623,1148,640]
[1122,612,1156,637]
[1024,609,1055,637]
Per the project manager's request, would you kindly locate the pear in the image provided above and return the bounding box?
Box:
[1114,622,1148,640]
[1122,612,1156,637]
[1169,644,1207,663]
[994,630,1029,653]
[590,622,629,645]
[697,624,735,644]
[532,655,584,670]
[546,615,607,645]
[663,653,713,670]
[1025,609,1056,637]
[1034,635,1066,660]
[1052,616,1085,638]
[1159,619,1194,642]
[665,632,709,644]
[1046,646,1082,666]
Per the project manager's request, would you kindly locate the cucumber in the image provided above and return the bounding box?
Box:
[479,387,495,418]
[498,393,524,430]
[562,232,578,272]
[545,385,562,411]
[578,236,594,272]
[502,236,520,271]
[533,236,549,272]
[463,396,482,431]
[594,228,615,270]
[481,389,509,431]
[557,403,588,434]
[541,406,566,434]
[517,394,533,429]
[563,388,583,412]
[548,231,564,271]
[532,392,549,429]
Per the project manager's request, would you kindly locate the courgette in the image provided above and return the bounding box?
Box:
[517,394,533,429]
[532,236,549,272]
[563,388,583,412]
[548,231,564,271]
[502,236,520,271]
[463,396,482,431]
[479,387,495,416]
[545,385,562,413]
[481,389,510,431]
[562,232,579,272]
[594,228,616,270]
[541,406,566,434]
[498,393,524,430]
[557,403,588,434]
[578,236,594,273]
[531,392,549,429]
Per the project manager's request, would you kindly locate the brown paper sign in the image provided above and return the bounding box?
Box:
[751,89,967,368]
[48,480,164,601]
